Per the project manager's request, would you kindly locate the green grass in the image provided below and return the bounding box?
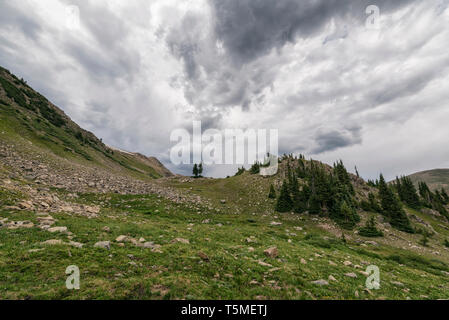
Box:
[1,191,449,300]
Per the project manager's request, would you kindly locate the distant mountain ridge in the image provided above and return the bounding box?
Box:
[407,169,449,191]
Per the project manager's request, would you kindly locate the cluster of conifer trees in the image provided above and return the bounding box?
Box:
[272,155,360,229]
[418,181,449,219]
[270,155,449,234]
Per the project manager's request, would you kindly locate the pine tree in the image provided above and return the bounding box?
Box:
[275,181,293,212]
[293,186,307,214]
[198,163,203,177]
[441,188,449,204]
[359,216,384,237]
[308,193,321,215]
[331,200,360,230]
[193,164,199,178]
[397,176,420,209]
[368,192,382,213]
[234,166,245,176]
[268,184,276,199]
[249,161,260,174]
[378,174,414,233]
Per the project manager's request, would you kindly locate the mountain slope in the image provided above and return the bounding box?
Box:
[408,169,449,191]
[0,65,172,181]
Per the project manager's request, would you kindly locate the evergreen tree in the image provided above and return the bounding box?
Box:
[378,174,414,233]
[193,164,199,178]
[359,216,384,237]
[198,163,203,177]
[368,192,382,213]
[308,193,321,215]
[234,166,245,176]
[292,186,308,214]
[419,182,432,206]
[441,188,449,205]
[249,161,260,174]
[268,184,276,199]
[275,181,293,212]
[331,200,360,230]
[397,176,420,209]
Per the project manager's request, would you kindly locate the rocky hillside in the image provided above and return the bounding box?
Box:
[408,169,449,192]
[0,65,172,182]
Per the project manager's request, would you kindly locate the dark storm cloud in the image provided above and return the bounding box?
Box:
[166,0,418,112]
[210,0,417,64]
[312,127,362,154]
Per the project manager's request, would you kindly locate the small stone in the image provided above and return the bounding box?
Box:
[300,258,307,265]
[391,281,404,287]
[115,235,128,242]
[69,241,84,248]
[264,247,278,258]
[42,239,64,246]
[171,238,190,244]
[328,275,337,282]
[47,226,68,233]
[329,260,337,266]
[258,260,273,267]
[312,279,329,286]
[143,242,155,248]
[344,272,357,278]
[343,260,352,266]
[102,226,111,232]
[94,241,110,250]
[198,251,210,262]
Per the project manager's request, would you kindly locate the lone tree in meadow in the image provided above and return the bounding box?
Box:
[198,163,203,177]
[193,164,199,178]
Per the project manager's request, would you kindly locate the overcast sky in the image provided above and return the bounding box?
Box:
[1,0,449,179]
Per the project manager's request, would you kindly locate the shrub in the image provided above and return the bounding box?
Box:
[0,77,28,109]
[359,216,384,237]
[234,167,245,176]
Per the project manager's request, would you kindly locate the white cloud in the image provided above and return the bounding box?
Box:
[0,0,448,179]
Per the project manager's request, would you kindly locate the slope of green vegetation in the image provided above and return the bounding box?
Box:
[0,66,168,179]
[1,191,448,300]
